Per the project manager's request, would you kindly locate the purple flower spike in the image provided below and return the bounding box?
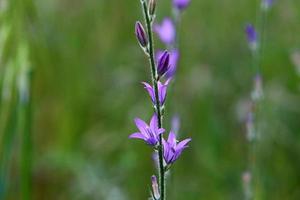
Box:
[245,24,258,50]
[154,18,176,45]
[157,51,170,77]
[142,79,171,106]
[173,0,191,11]
[156,49,179,78]
[162,132,191,165]
[129,114,165,146]
[135,21,148,48]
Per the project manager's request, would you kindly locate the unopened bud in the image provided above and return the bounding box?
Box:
[148,0,156,16]
[157,50,170,77]
[245,24,258,51]
[135,21,148,48]
[151,175,160,200]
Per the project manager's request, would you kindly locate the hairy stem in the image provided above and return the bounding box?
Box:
[140,0,166,199]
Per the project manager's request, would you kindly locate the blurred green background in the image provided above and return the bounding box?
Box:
[0,0,300,199]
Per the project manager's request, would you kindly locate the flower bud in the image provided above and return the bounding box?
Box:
[151,175,160,200]
[245,24,258,51]
[173,0,191,11]
[148,0,156,16]
[135,21,148,48]
[157,51,170,77]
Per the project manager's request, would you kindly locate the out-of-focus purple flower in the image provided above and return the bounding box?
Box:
[262,0,273,10]
[154,18,176,45]
[171,114,180,135]
[142,79,171,106]
[129,114,165,146]
[246,111,255,141]
[156,49,179,78]
[245,24,258,50]
[135,21,148,48]
[157,51,170,77]
[251,74,264,101]
[151,175,160,199]
[162,132,191,165]
[173,0,191,11]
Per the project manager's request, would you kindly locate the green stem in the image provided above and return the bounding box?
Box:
[248,6,270,200]
[20,70,33,200]
[141,0,166,199]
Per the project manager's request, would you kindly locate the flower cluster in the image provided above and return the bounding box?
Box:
[153,0,190,79]
[130,0,191,199]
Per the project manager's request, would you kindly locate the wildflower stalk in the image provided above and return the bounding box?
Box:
[244,1,273,199]
[140,0,166,199]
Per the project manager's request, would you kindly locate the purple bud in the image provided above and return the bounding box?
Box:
[151,175,160,199]
[156,49,179,78]
[157,51,170,77]
[135,21,148,48]
[245,24,258,50]
[173,0,191,10]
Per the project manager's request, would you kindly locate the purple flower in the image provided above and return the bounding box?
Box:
[135,21,148,48]
[173,0,191,11]
[129,114,165,146]
[142,79,171,105]
[156,49,179,78]
[245,24,258,50]
[162,132,191,165]
[262,0,273,10]
[171,114,181,135]
[154,18,176,45]
[157,50,170,77]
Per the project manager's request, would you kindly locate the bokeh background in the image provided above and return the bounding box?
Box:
[0,0,300,199]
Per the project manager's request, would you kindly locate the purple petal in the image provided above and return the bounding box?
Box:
[134,118,148,136]
[165,49,180,78]
[162,139,170,162]
[147,137,158,146]
[129,132,147,140]
[167,132,177,148]
[142,82,155,104]
[157,128,165,135]
[176,138,191,150]
[158,80,169,105]
[150,114,159,131]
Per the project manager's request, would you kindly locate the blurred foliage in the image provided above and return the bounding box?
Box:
[0,0,300,199]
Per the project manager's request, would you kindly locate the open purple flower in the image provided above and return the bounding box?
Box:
[162,132,191,165]
[129,114,165,146]
[154,18,175,45]
[156,49,179,78]
[142,79,171,106]
[173,0,191,11]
